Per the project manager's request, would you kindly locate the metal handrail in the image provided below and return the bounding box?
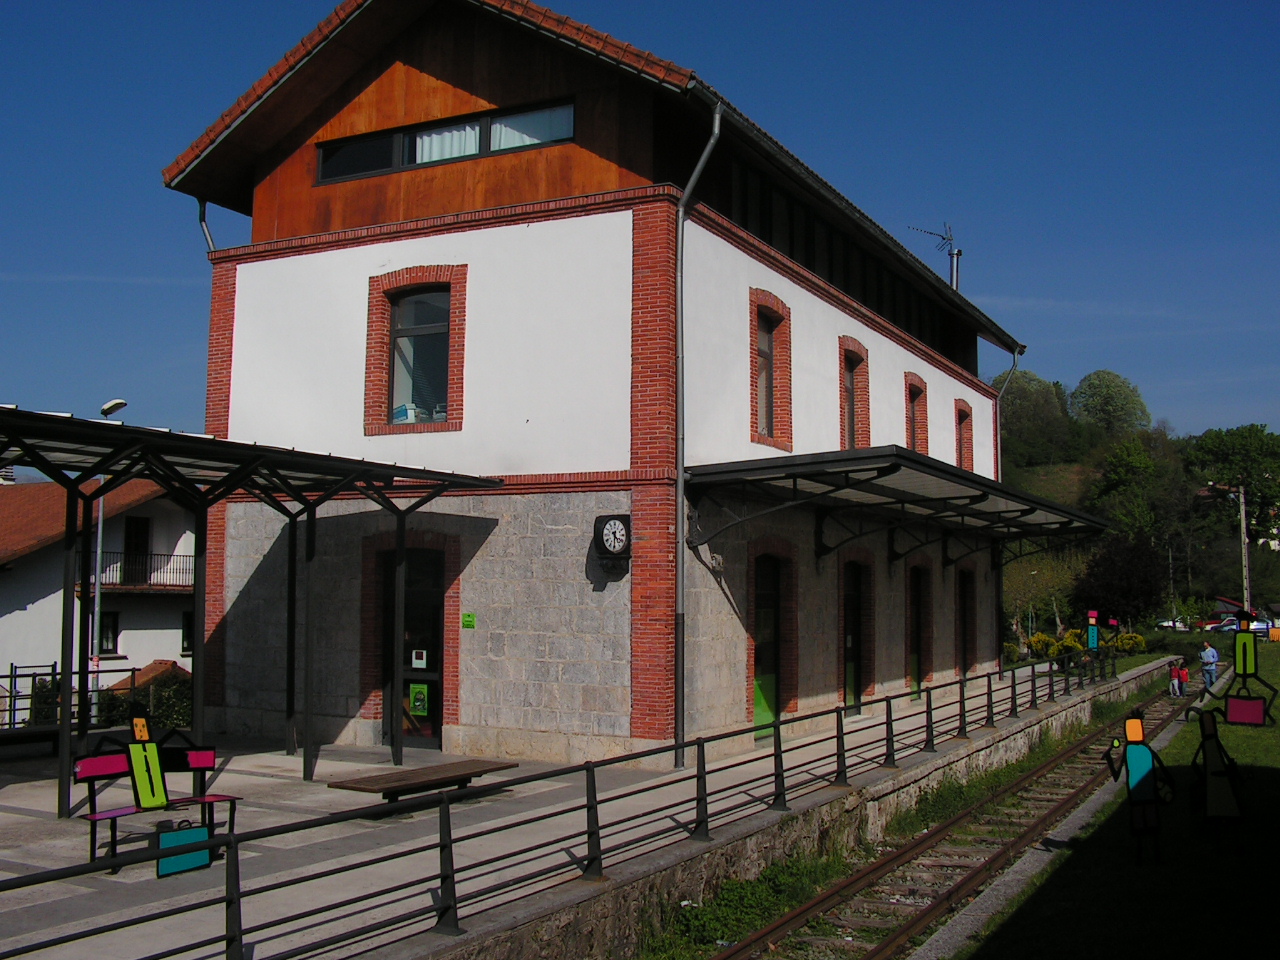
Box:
[0,647,1147,960]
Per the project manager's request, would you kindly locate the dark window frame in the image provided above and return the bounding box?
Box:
[316,98,576,186]
[98,610,120,656]
[390,286,452,425]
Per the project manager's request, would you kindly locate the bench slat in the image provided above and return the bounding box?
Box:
[328,760,517,796]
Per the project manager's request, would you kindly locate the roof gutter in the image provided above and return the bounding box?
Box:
[674,100,722,769]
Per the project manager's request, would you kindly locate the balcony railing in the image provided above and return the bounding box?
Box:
[77,551,195,589]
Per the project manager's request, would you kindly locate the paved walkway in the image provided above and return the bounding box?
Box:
[0,661,1160,960]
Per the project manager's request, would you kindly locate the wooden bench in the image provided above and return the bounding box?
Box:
[328,759,518,803]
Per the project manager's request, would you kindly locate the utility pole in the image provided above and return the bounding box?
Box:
[1239,483,1252,614]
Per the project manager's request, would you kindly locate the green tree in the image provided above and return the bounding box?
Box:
[1069,370,1151,437]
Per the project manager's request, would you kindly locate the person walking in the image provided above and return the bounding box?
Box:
[1200,639,1220,691]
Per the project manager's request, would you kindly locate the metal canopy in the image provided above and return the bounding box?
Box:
[0,407,502,816]
[685,446,1104,551]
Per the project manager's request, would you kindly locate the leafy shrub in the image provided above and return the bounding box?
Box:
[1003,642,1022,664]
[1114,633,1146,654]
[1028,633,1056,658]
[1050,637,1084,657]
[25,678,59,726]
[95,674,192,730]
[1062,629,1084,646]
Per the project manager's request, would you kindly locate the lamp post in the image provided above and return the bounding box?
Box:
[93,400,127,714]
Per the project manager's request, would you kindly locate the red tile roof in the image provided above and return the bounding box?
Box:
[162,0,694,191]
[107,659,191,693]
[0,480,164,567]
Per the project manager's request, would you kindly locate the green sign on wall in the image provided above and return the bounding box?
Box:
[461,613,476,629]
[409,683,430,716]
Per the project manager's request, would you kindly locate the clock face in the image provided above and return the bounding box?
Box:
[601,518,628,554]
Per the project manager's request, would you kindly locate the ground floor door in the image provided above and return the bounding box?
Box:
[754,555,782,735]
[907,566,926,698]
[380,549,445,748]
[844,561,865,711]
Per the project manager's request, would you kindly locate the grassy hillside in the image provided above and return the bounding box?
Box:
[1002,462,1091,508]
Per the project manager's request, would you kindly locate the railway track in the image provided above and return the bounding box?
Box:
[709,688,1189,960]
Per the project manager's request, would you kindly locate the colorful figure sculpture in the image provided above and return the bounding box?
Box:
[1199,622,1277,725]
[1187,708,1240,818]
[1104,711,1173,862]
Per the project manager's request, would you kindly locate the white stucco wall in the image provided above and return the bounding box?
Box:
[228,211,634,477]
[683,223,997,477]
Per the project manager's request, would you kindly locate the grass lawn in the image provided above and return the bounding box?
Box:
[956,641,1280,958]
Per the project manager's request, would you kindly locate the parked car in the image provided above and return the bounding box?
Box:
[1155,618,1191,632]
[1209,617,1273,635]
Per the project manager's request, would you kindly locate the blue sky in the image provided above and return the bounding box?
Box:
[1,1,1276,436]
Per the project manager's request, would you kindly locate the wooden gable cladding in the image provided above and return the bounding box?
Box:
[250,3,655,243]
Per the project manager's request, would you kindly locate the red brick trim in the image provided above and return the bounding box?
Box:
[628,201,679,741]
[206,263,236,439]
[746,537,799,718]
[204,501,227,707]
[954,398,974,471]
[630,484,675,740]
[837,545,876,703]
[209,186,681,267]
[904,372,929,455]
[365,266,467,435]
[358,529,461,728]
[690,205,999,401]
[838,336,870,450]
[906,560,935,688]
[749,289,793,451]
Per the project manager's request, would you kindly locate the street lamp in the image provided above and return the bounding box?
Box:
[94,400,127,698]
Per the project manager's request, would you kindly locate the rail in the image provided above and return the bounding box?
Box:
[76,551,196,589]
[2,662,151,731]
[0,649,1150,960]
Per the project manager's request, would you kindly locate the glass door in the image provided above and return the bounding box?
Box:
[381,549,445,747]
[754,556,782,736]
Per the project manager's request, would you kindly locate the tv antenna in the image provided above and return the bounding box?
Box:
[909,223,962,291]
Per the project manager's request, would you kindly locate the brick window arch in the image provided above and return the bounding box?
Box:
[839,336,870,449]
[365,265,467,435]
[750,288,792,451]
[955,399,974,471]
[904,372,928,454]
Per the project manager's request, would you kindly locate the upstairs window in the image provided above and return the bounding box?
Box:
[839,337,870,449]
[319,102,574,183]
[905,373,928,454]
[365,266,468,436]
[391,289,451,425]
[955,400,974,471]
[749,289,792,450]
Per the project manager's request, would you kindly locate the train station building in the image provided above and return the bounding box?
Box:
[158,0,1097,764]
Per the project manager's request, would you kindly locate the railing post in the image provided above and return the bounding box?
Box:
[224,837,244,960]
[769,720,789,812]
[7,663,15,728]
[1063,657,1073,697]
[1028,662,1039,710]
[834,710,850,786]
[882,699,897,768]
[692,739,713,840]
[956,676,969,739]
[983,674,996,727]
[582,762,605,878]
[435,796,464,935]
[1046,659,1057,702]
[923,687,936,752]
[1075,654,1085,690]
[1008,665,1019,719]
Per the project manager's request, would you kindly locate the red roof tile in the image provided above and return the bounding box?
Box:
[162,0,694,190]
[107,659,191,693]
[0,480,164,567]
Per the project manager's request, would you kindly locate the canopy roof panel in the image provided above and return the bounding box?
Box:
[0,407,501,508]
[686,446,1103,546]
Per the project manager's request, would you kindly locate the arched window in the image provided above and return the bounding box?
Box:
[839,337,869,449]
[955,399,974,471]
[749,289,792,450]
[904,373,928,453]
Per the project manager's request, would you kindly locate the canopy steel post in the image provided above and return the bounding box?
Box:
[76,496,94,742]
[285,514,298,755]
[192,504,207,742]
[57,487,79,819]
[302,508,318,781]
[392,511,407,767]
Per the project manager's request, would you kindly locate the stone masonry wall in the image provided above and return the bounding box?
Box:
[214,490,631,761]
